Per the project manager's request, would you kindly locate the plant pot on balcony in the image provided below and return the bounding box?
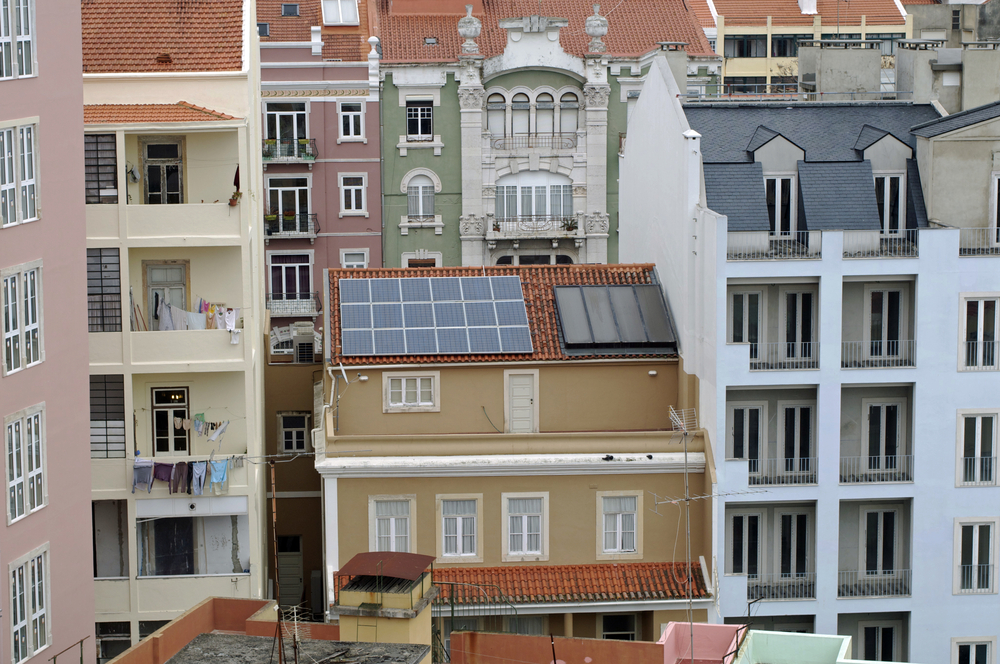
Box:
[563,219,578,232]
[264,214,277,222]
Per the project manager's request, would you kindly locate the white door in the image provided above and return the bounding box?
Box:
[276,536,303,607]
[508,374,535,433]
[147,264,186,331]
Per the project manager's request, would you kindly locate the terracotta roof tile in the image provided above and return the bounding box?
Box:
[327,264,677,366]
[379,0,715,62]
[688,0,717,29]
[430,562,709,604]
[711,0,905,26]
[258,0,322,42]
[83,102,238,124]
[82,0,244,73]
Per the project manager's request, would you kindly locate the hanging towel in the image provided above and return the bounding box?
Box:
[170,305,188,331]
[186,310,207,330]
[132,458,154,494]
[215,309,225,329]
[206,305,217,329]
[182,419,192,431]
[157,300,174,331]
[209,459,230,495]
[191,461,208,496]
[230,329,241,345]
[208,420,230,442]
[169,462,188,494]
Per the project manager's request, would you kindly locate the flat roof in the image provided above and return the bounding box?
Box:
[166,634,429,664]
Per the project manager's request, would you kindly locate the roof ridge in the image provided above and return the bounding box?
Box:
[909,99,1000,131]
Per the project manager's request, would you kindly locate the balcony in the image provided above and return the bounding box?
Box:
[491,216,579,239]
[959,228,1000,256]
[837,570,912,597]
[265,213,318,243]
[840,455,914,483]
[267,292,319,317]
[727,231,822,261]
[747,573,816,600]
[748,458,818,486]
[841,340,915,368]
[842,229,918,258]
[963,341,997,371]
[130,329,245,368]
[748,342,820,371]
[262,138,318,167]
[490,132,577,150]
[959,564,994,593]
[960,456,997,486]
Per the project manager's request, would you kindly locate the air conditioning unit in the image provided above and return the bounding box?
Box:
[291,322,317,363]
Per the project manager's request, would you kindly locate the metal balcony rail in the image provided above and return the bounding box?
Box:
[406,134,435,142]
[961,456,997,486]
[493,216,577,236]
[748,341,820,371]
[748,457,818,485]
[266,213,318,237]
[959,564,994,593]
[727,231,822,260]
[491,133,577,150]
[407,214,437,223]
[684,88,910,103]
[747,572,816,600]
[963,340,998,370]
[267,292,319,317]
[840,455,914,483]
[262,138,318,161]
[842,229,919,258]
[841,340,915,368]
[959,228,1000,256]
[837,569,912,598]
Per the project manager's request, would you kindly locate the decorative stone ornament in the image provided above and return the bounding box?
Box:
[458,5,482,54]
[585,4,608,53]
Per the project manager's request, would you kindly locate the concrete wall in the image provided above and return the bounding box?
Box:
[961,49,1000,111]
[450,630,665,664]
[918,115,1000,227]
[839,385,913,458]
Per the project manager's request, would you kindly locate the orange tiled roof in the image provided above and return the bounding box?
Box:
[688,0,717,29]
[901,0,938,4]
[378,0,715,61]
[258,0,374,61]
[327,264,677,366]
[431,562,709,604]
[82,0,244,73]
[711,0,905,27]
[83,103,238,125]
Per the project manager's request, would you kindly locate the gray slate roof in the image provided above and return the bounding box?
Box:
[854,124,890,151]
[797,161,882,231]
[686,103,940,163]
[704,162,771,231]
[906,158,929,228]
[746,125,780,153]
[910,101,1000,137]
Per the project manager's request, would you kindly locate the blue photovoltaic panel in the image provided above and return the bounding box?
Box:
[339,276,532,356]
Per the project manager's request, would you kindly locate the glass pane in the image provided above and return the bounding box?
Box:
[882,512,895,573]
[732,516,743,573]
[733,409,744,458]
[732,295,743,343]
[747,516,758,576]
[780,178,791,233]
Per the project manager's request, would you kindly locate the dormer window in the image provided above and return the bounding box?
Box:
[874,174,904,236]
[321,0,359,26]
[281,3,299,16]
[765,176,795,236]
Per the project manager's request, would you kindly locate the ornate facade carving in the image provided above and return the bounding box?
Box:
[584,5,608,53]
[262,89,368,97]
[458,5,482,54]
[572,186,587,196]
[482,186,496,198]
[458,87,485,110]
[583,85,610,109]
[585,212,610,234]
[459,214,486,236]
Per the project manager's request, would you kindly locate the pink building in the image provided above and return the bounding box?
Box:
[0,0,96,662]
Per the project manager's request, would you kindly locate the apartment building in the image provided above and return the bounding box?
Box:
[376,0,719,268]
[256,0,382,614]
[316,264,714,650]
[0,1,96,663]
[81,0,266,655]
[905,0,1000,48]
[621,55,1000,663]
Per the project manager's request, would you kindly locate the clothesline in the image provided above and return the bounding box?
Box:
[132,455,245,496]
[152,297,242,344]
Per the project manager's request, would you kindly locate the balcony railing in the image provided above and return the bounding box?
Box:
[748,342,819,371]
[748,458,818,485]
[959,564,994,593]
[842,229,919,258]
[491,133,577,150]
[837,569,912,597]
[267,292,319,317]
[963,341,998,371]
[961,456,997,486]
[747,572,816,600]
[492,216,578,237]
[840,455,914,483]
[265,213,318,239]
[841,340,915,368]
[959,228,1000,256]
[727,231,822,261]
[262,138,318,162]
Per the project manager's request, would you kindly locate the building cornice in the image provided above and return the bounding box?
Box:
[428,597,713,616]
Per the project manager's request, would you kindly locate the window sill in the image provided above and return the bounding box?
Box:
[137,572,252,579]
[597,551,643,561]
[399,214,443,236]
[384,404,440,413]
[502,553,549,563]
[338,137,368,144]
[339,211,369,218]
[438,554,483,564]
[397,135,443,157]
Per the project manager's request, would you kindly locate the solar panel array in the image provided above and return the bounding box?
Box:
[554,284,676,348]
[339,276,534,356]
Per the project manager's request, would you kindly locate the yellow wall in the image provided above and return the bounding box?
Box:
[128,246,244,318]
[123,131,240,206]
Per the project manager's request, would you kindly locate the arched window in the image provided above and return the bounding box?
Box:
[560,93,579,133]
[407,174,434,218]
[511,93,530,135]
[535,93,554,134]
[495,172,573,220]
[487,93,506,137]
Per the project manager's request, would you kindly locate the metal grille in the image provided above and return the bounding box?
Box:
[85,134,118,204]
[87,248,122,332]
[90,375,126,459]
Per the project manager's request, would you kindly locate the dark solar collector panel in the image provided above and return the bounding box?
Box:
[553,284,676,349]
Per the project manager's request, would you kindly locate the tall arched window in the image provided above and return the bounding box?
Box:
[487,94,506,137]
[511,93,530,135]
[495,172,573,220]
[536,93,554,134]
[407,174,434,218]
[560,93,579,133]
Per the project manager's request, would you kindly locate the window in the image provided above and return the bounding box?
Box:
[964,298,998,370]
[383,372,439,413]
[724,76,766,94]
[407,174,435,218]
[85,134,118,204]
[953,9,962,30]
[868,33,905,56]
[766,176,795,236]
[371,497,412,552]
[152,387,188,455]
[729,291,761,357]
[779,403,814,473]
[780,289,815,361]
[535,93,554,134]
[146,262,186,331]
[503,493,548,561]
[406,101,433,141]
[862,509,897,576]
[859,622,900,662]
[955,517,997,594]
[866,286,907,361]
[602,614,637,641]
[778,512,809,577]
[486,93,505,136]
[559,93,579,133]
[0,0,34,80]
[727,403,764,467]
[3,262,42,375]
[90,375,125,459]
[279,413,309,452]
[1,123,37,226]
[770,76,798,93]
[602,495,637,553]
[511,93,529,135]
[724,35,766,58]
[269,253,312,305]
[257,23,269,37]
[339,102,364,140]
[321,0,359,25]
[6,406,43,523]
[729,512,761,576]
[961,413,996,486]
[954,640,994,664]
[266,103,307,142]
[340,249,368,269]
[267,177,311,234]
[771,35,799,57]
[96,622,131,663]
[874,174,904,235]
[339,173,366,215]
[141,138,182,205]
[864,401,904,472]
[439,496,480,559]
[10,547,47,663]
[494,172,573,220]
[87,248,121,332]
[281,3,299,15]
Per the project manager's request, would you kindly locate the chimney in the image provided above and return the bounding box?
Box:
[311,26,322,56]
[798,0,817,15]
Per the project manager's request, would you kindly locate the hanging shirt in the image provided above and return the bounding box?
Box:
[209,459,230,495]
[191,461,208,496]
[209,420,230,442]
[170,305,188,331]
[157,300,174,331]
[132,458,154,494]
[186,310,207,330]
[153,462,174,484]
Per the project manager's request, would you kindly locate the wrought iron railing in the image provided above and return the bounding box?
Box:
[748,457,818,485]
[963,340,998,371]
[961,456,997,486]
[837,569,912,597]
[959,228,1000,256]
[267,292,319,317]
[262,138,318,161]
[491,133,577,150]
[746,572,816,600]
[842,229,919,258]
[747,341,820,371]
[492,216,577,236]
[959,564,994,593]
[266,213,318,237]
[840,455,913,483]
[841,340,915,368]
[726,231,822,260]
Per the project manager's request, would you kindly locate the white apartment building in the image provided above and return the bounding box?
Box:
[620,56,1000,664]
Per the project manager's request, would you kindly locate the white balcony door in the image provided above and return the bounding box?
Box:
[782,291,814,360]
[866,402,901,470]
[268,178,309,232]
[867,288,904,358]
[270,254,311,302]
[765,176,794,236]
[730,291,761,359]
[147,264,186,331]
[781,405,813,472]
[963,415,995,484]
[861,624,897,662]
[965,299,998,368]
[863,510,897,575]
[730,513,761,577]
[960,523,993,591]
[729,404,762,471]
[266,103,306,142]
[778,513,809,577]
[874,174,903,235]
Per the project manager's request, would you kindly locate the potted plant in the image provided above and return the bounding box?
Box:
[228,191,242,206]
[283,209,297,222]
[493,220,501,232]
[562,217,578,232]
[263,138,276,159]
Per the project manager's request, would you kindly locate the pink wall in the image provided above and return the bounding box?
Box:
[0,0,94,661]
[659,623,741,664]
[450,631,666,664]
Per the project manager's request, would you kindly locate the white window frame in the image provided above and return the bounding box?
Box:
[9,544,49,663]
[956,409,998,487]
[266,174,312,225]
[991,173,1000,244]
[0,0,36,81]
[728,289,765,349]
[777,285,817,362]
[501,492,549,562]
[861,398,907,471]
[264,101,309,142]
[864,284,910,361]
[774,510,811,576]
[858,505,900,577]
[382,371,440,413]
[952,637,997,664]
[776,400,816,472]
[0,120,39,228]
[726,401,767,461]
[436,493,482,562]
[267,250,314,301]
[321,0,359,26]
[338,100,366,143]
[5,404,44,524]
[600,613,639,641]
[959,294,999,371]
[954,516,999,595]
[873,172,906,236]
[150,386,189,457]
[765,174,797,236]
[2,260,43,376]
[857,620,903,662]
[278,411,310,452]
[338,172,367,217]
[726,511,765,577]
[340,248,369,269]
[405,100,434,141]
[596,490,642,561]
[368,494,416,553]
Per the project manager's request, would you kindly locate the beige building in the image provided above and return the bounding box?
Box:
[82,0,266,653]
[316,265,716,650]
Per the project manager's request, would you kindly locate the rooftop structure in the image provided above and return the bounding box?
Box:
[166,634,428,664]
